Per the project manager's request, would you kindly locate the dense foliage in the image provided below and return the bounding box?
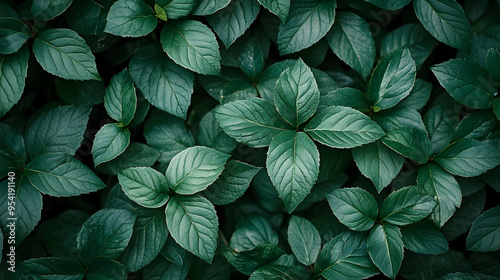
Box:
[1,0,500,279]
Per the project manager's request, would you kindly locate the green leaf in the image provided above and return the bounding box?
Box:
[87,258,128,280]
[236,36,267,79]
[434,139,500,177]
[438,272,481,280]
[467,206,500,252]
[105,0,157,37]
[207,0,260,48]
[118,167,170,208]
[453,110,499,141]
[277,0,336,55]
[214,98,289,148]
[119,207,168,272]
[0,16,31,55]
[166,146,230,195]
[64,0,111,35]
[287,216,321,265]
[413,0,473,51]
[305,106,385,149]
[381,128,431,164]
[223,245,285,275]
[486,48,500,83]
[230,215,279,251]
[161,236,186,266]
[367,223,404,279]
[380,186,437,226]
[373,107,427,133]
[363,0,411,10]
[400,250,469,280]
[273,59,320,127]
[192,0,231,16]
[256,60,296,102]
[92,123,130,166]
[143,111,195,163]
[381,24,438,68]
[21,257,86,280]
[0,177,42,243]
[161,20,221,75]
[24,105,90,160]
[196,110,238,154]
[318,87,370,113]
[0,123,27,177]
[431,59,496,109]
[33,28,100,80]
[129,45,194,119]
[469,252,500,279]
[77,208,137,265]
[55,78,104,107]
[326,187,378,231]
[0,46,29,117]
[424,105,460,154]
[397,79,432,110]
[494,98,500,121]
[31,0,72,21]
[257,0,290,22]
[104,69,137,126]
[23,153,107,197]
[267,131,319,212]
[157,0,197,19]
[352,141,404,193]
[202,160,261,205]
[315,231,378,280]
[368,48,416,110]
[401,220,448,255]
[327,11,375,79]
[417,163,462,227]
[250,265,311,280]
[165,195,218,263]
[96,142,160,176]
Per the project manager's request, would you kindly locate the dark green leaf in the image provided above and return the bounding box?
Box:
[105,0,157,37]
[442,189,485,241]
[250,265,311,280]
[326,187,378,231]
[55,78,105,107]
[305,106,385,149]
[257,0,290,22]
[157,0,197,19]
[277,0,336,55]
[196,110,238,154]
[267,131,319,212]
[287,216,321,265]
[214,98,289,148]
[469,252,500,280]
[0,46,29,116]
[424,105,459,154]
[104,69,137,126]
[431,59,495,109]
[236,36,267,79]
[380,186,437,226]
[401,220,449,255]
[192,0,231,16]
[166,146,230,195]
[65,0,111,35]
[223,245,285,275]
[77,208,137,265]
[438,272,480,280]
[453,110,500,141]
[417,163,462,227]
[143,254,192,280]
[373,107,427,133]
[400,250,470,280]
[467,206,500,252]
[486,48,500,83]
[318,87,370,113]
[161,236,185,266]
[397,79,432,110]
[161,20,221,75]
[363,0,411,10]
[0,123,27,176]
[31,0,72,21]
[129,45,194,119]
[367,223,404,279]
[24,153,107,197]
[413,0,473,51]
[96,142,160,176]
[327,11,375,79]
[92,123,130,166]
[87,258,128,280]
[0,15,30,55]
[118,167,170,208]
[352,141,404,193]
[381,128,431,164]
[21,257,86,280]
[230,215,279,251]
[256,60,296,102]
[165,195,218,263]
[33,28,100,80]
[368,48,416,111]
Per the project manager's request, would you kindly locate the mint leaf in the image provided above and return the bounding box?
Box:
[192,0,231,16]
[401,220,448,255]
[367,223,404,279]
[104,69,137,126]
[424,105,459,154]
[230,215,278,251]
[92,123,130,166]
[287,216,321,265]
[326,187,378,231]
[467,206,500,252]
[118,167,170,208]
[105,0,157,37]
[381,128,431,164]
[257,0,290,22]
[380,186,437,226]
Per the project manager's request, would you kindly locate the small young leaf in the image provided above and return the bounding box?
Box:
[24,153,107,197]
[401,220,448,255]
[367,223,404,279]
[31,0,72,21]
[326,187,378,231]
[257,0,290,22]
[166,146,230,195]
[0,46,29,117]
[432,59,496,109]
[161,20,221,75]
[267,131,319,212]
[368,48,416,111]
[287,216,321,265]
[214,98,289,148]
[327,11,375,79]
[105,0,157,37]
[305,106,385,149]
[434,139,500,177]
[77,209,137,266]
[207,0,260,48]
[315,231,378,280]
[165,195,218,264]
[413,0,473,51]
[352,141,404,193]
[21,257,86,279]
[129,45,194,119]
[467,206,500,252]
[104,69,137,126]
[417,163,462,227]
[33,28,100,80]
[92,123,130,166]
[380,186,437,226]
[277,0,336,55]
[381,128,431,164]
[118,167,170,208]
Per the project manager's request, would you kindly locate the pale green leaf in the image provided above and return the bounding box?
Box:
[192,0,231,16]
[287,216,321,265]
[92,123,130,166]
[380,186,437,226]
[367,223,404,279]
[326,187,378,231]
[0,16,31,55]
[104,69,137,126]
[118,167,170,208]
[105,0,157,37]
[157,0,197,19]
